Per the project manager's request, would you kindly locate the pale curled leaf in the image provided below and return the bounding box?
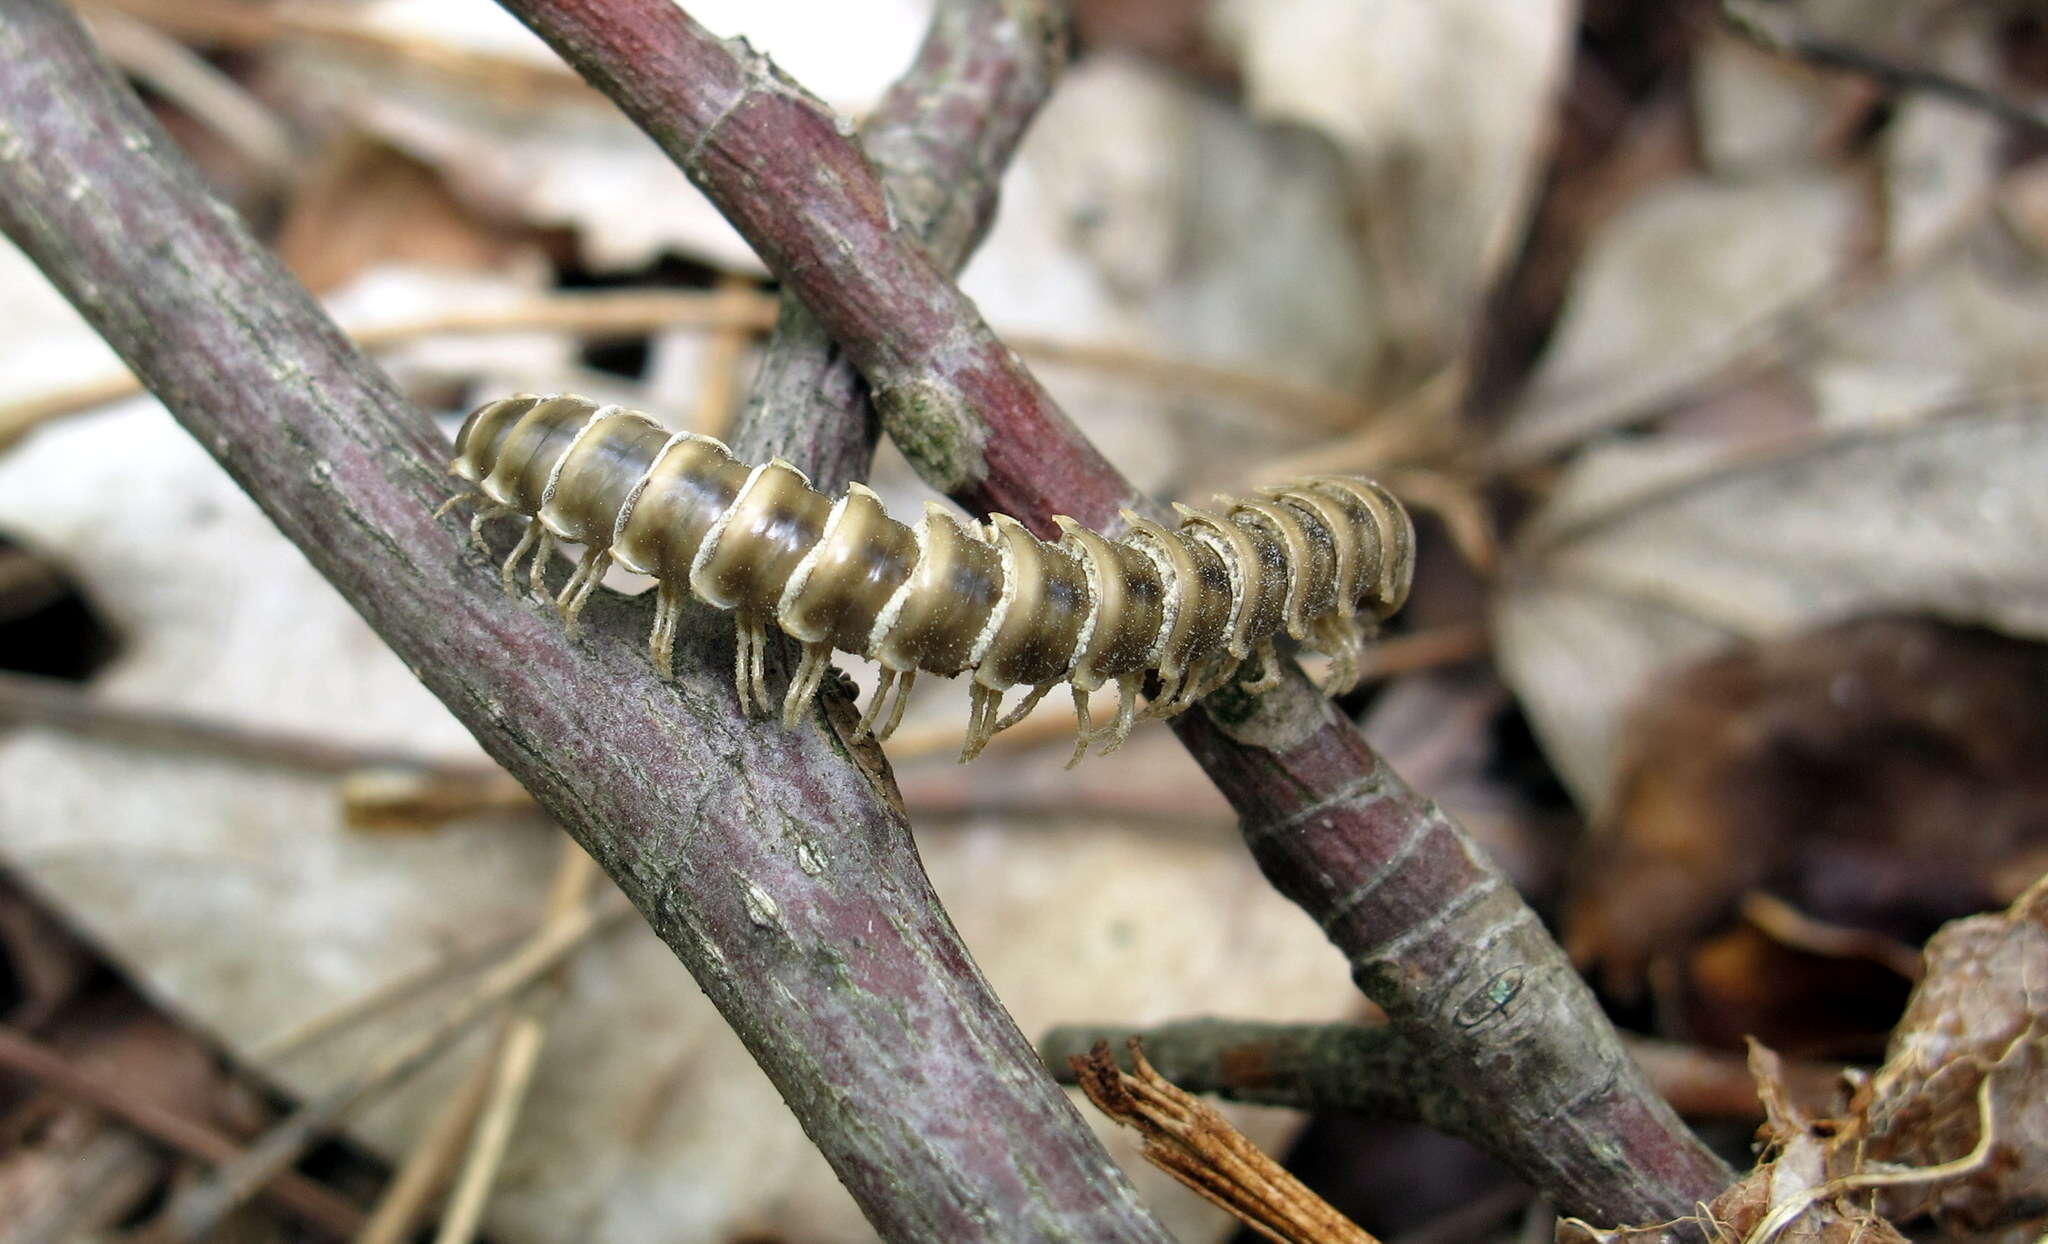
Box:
[1497,405,2048,809]
[1209,0,1573,370]
[960,53,1380,490]
[1694,29,1851,178]
[1497,171,1861,465]
[263,0,932,271]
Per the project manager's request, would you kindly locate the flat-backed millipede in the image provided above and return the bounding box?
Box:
[440,393,1414,763]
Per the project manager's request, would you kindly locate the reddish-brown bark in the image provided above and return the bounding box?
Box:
[495,0,1734,1231]
[0,2,1169,1240]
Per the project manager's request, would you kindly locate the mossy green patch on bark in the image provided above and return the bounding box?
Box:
[875,376,988,494]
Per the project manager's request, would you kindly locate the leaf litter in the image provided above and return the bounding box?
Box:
[5,0,2048,1240]
[1561,875,2048,1244]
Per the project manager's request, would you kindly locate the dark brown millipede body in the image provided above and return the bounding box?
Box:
[440,393,1414,763]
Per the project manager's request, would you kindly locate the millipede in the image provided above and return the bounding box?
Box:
[439,393,1414,763]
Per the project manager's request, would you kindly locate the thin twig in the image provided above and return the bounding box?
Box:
[690,273,759,441]
[1724,0,2048,140]
[0,1024,366,1237]
[250,924,532,1062]
[1017,336,1378,433]
[149,894,630,1243]
[0,668,484,776]
[0,289,778,451]
[0,288,1378,449]
[1353,623,1490,682]
[1042,1018,1845,1128]
[83,9,298,181]
[349,1040,500,1244]
[1380,470,1498,575]
[83,0,601,108]
[1740,891,1924,983]
[430,840,599,1244]
[1250,363,1469,479]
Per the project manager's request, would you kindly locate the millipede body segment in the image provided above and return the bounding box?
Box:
[443,393,1414,763]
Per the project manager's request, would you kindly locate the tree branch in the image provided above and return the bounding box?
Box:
[1723,0,2048,140]
[0,2,1172,1240]
[501,0,1135,531]
[491,0,1734,1231]
[1041,1019,1833,1132]
[726,0,1064,485]
[1044,1019,1473,1138]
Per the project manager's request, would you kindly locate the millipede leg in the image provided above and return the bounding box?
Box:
[741,618,765,717]
[1146,663,1185,720]
[1154,657,1209,717]
[1067,684,1096,770]
[500,519,541,596]
[433,490,481,520]
[648,583,681,681]
[876,670,915,742]
[732,614,772,716]
[782,641,833,728]
[555,548,612,633]
[990,682,1055,737]
[1189,654,1241,704]
[1311,614,1364,694]
[960,683,1002,763]
[747,617,769,711]
[1238,636,1282,695]
[467,504,515,554]
[1099,674,1142,755]
[527,529,558,596]
[990,683,1052,734]
[852,667,896,741]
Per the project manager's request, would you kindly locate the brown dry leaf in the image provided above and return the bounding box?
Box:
[1566,879,2048,1244]
[1559,1048,1909,1244]
[0,1001,226,1241]
[0,870,96,1029]
[1676,922,1917,1057]
[1562,616,2048,1049]
[1848,873,2048,1239]
[275,135,548,294]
